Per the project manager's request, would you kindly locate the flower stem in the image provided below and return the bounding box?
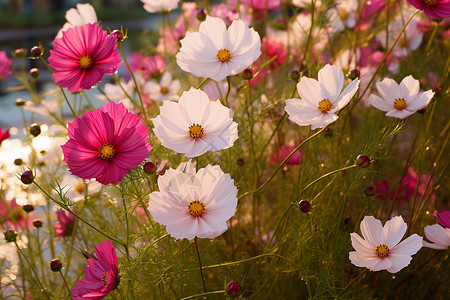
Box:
[194,237,207,296]
[180,290,225,300]
[196,78,209,89]
[14,242,51,300]
[338,268,368,297]
[59,270,71,295]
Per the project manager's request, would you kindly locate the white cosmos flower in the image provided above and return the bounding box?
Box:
[143,72,181,101]
[140,0,179,13]
[176,16,261,82]
[350,216,423,273]
[284,64,359,130]
[148,164,238,240]
[377,17,423,57]
[423,224,450,250]
[56,3,97,39]
[368,76,434,119]
[152,87,238,158]
[327,0,358,33]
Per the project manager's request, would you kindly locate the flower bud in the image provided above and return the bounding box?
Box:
[356,154,371,168]
[143,161,157,174]
[348,68,360,80]
[111,29,124,41]
[14,158,23,166]
[33,219,43,228]
[364,185,375,197]
[29,123,41,137]
[4,229,17,243]
[324,127,332,137]
[20,170,34,184]
[242,68,253,80]
[50,259,63,272]
[13,48,27,58]
[289,70,300,81]
[29,68,40,79]
[23,204,34,213]
[196,8,207,22]
[299,199,311,213]
[15,98,26,107]
[226,280,242,297]
[236,158,245,166]
[30,46,42,57]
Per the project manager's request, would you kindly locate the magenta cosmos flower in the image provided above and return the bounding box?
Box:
[0,125,10,146]
[71,239,119,299]
[61,101,152,185]
[407,0,450,19]
[0,51,12,81]
[48,22,122,93]
[54,209,76,239]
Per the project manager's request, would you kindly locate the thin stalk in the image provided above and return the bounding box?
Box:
[181,290,225,300]
[59,218,78,298]
[35,229,47,283]
[97,85,112,102]
[224,76,231,107]
[338,268,368,297]
[196,78,209,89]
[194,237,207,296]
[81,91,95,109]
[263,203,296,252]
[59,270,71,295]
[121,196,131,263]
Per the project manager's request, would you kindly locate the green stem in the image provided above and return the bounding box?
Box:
[121,196,131,263]
[338,268,368,297]
[194,237,207,295]
[181,290,225,300]
[59,270,71,295]
[196,78,209,89]
[35,229,47,283]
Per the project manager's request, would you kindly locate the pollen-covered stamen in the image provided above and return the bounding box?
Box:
[160,86,169,95]
[217,48,231,63]
[79,55,93,69]
[339,9,349,20]
[423,0,436,5]
[188,200,206,217]
[99,143,116,160]
[101,271,108,287]
[375,244,390,258]
[394,98,407,110]
[318,99,332,113]
[188,124,204,140]
[74,183,84,194]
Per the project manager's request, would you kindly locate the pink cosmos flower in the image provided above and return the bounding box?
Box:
[269,145,303,166]
[407,0,450,19]
[61,101,152,185]
[212,4,240,26]
[48,23,122,93]
[0,51,13,81]
[0,125,10,146]
[128,52,165,80]
[251,37,287,85]
[228,0,282,11]
[0,197,32,231]
[361,0,386,19]
[438,210,450,228]
[71,239,119,299]
[54,209,76,239]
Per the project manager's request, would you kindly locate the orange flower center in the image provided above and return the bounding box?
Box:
[188,200,206,217]
[74,183,84,194]
[160,86,169,95]
[188,124,204,140]
[318,99,332,113]
[79,55,93,69]
[99,143,115,160]
[217,48,231,63]
[394,98,407,110]
[339,9,349,20]
[375,244,390,258]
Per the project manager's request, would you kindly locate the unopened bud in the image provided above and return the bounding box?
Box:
[364,186,375,197]
[20,170,34,184]
[29,68,40,79]
[226,280,242,297]
[14,158,23,166]
[196,8,207,22]
[348,68,360,80]
[324,127,332,137]
[15,98,26,107]
[33,219,43,228]
[29,123,41,137]
[4,229,17,243]
[236,158,245,166]
[242,68,253,80]
[23,204,34,213]
[143,161,157,174]
[30,46,42,57]
[13,48,27,58]
[50,259,63,272]
[111,29,123,41]
[356,154,371,168]
[299,199,311,213]
[289,70,300,81]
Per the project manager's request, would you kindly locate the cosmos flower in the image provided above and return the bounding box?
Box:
[143,72,181,101]
[349,216,423,273]
[327,0,358,32]
[0,125,10,146]
[55,3,98,39]
[128,52,165,79]
[152,88,238,158]
[176,16,261,81]
[61,101,152,185]
[228,0,282,11]
[71,239,119,299]
[140,0,179,13]
[148,164,238,241]
[0,51,12,81]
[438,210,450,228]
[407,0,450,19]
[269,144,304,166]
[368,75,434,119]
[423,224,450,250]
[0,197,31,231]
[284,64,359,130]
[48,23,122,93]
[54,209,76,239]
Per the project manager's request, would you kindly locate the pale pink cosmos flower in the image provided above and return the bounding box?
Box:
[350,216,423,273]
[423,211,450,249]
[61,101,152,185]
[55,3,97,39]
[0,197,33,231]
[0,51,12,81]
[143,72,181,101]
[71,239,119,299]
[48,23,122,93]
[140,0,179,13]
[407,0,450,19]
[148,164,238,240]
[128,52,165,80]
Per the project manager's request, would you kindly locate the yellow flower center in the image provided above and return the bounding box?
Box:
[399,37,409,48]
[375,244,390,258]
[74,183,84,194]
[217,48,231,63]
[99,143,115,160]
[79,55,93,69]
[101,271,108,287]
[394,98,407,110]
[160,86,169,95]
[188,124,204,140]
[318,99,332,113]
[339,10,349,20]
[188,200,206,217]
[423,0,436,5]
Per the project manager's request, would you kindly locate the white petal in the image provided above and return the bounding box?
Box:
[383,216,407,248]
[406,90,434,111]
[423,224,449,249]
[385,254,413,273]
[360,216,383,247]
[65,8,83,26]
[370,257,393,271]
[351,233,375,255]
[422,241,448,250]
[297,77,321,106]
[391,234,422,256]
[318,64,344,101]
[399,75,419,100]
[385,109,414,119]
[368,94,393,112]
[285,98,323,126]
[349,251,379,269]
[333,78,359,111]
[76,3,97,24]
[310,113,338,130]
[178,88,210,124]
[376,78,400,101]
[199,16,228,50]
